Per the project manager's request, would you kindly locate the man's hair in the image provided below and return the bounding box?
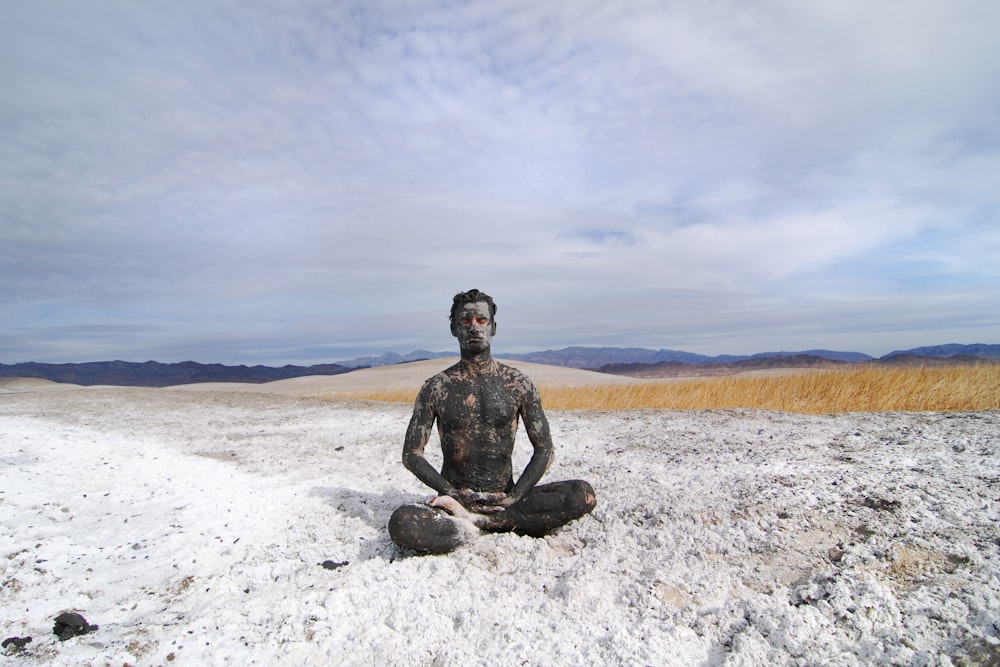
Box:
[449,289,497,327]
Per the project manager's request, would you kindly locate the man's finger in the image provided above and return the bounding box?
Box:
[471,504,504,514]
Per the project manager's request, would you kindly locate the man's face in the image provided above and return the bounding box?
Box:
[453,301,494,354]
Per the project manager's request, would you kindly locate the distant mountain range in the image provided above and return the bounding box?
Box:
[500,346,874,368]
[0,360,352,387]
[334,350,452,368]
[2,344,996,387]
[879,343,1000,360]
[337,343,1000,369]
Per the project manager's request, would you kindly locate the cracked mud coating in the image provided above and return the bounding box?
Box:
[389,289,595,553]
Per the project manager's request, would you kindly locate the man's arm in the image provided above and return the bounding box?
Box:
[508,379,554,502]
[401,380,458,497]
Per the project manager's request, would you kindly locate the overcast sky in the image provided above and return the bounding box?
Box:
[3,1,999,365]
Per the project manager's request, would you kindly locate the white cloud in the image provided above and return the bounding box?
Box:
[1,0,998,363]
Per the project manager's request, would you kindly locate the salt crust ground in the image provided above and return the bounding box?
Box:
[1,384,998,666]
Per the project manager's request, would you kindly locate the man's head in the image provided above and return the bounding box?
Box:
[449,289,497,333]
[450,289,497,353]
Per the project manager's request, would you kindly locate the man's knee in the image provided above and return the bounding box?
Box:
[514,479,595,519]
[388,503,476,555]
[566,479,597,518]
[505,480,596,537]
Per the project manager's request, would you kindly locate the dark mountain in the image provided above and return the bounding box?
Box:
[500,346,869,368]
[595,354,852,378]
[749,349,873,363]
[880,343,1000,360]
[0,360,353,388]
[336,350,454,368]
[874,353,989,367]
[501,347,731,367]
[594,345,996,378]
[333,346,874,369]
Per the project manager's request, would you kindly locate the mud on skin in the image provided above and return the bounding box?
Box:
[404,359,553,500]
[390,290,596,553]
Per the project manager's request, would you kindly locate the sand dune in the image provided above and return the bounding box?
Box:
[164,357,640,396]
[0,378,82,393]
[0,358,636,397]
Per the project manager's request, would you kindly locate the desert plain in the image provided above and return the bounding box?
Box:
[1,359,998,665]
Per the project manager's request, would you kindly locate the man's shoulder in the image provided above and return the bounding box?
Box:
[495,360,527,378]
[495,362,538,390]
[420,362,465,387]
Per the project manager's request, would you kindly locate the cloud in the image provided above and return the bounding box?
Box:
[2,0,998,363]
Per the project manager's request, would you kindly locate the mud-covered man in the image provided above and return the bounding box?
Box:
[388,289,596,554]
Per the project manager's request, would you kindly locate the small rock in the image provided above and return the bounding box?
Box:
[53,612,98,641]
[320,560,348,570]
[2,636,32,653]
[861,496,901,512]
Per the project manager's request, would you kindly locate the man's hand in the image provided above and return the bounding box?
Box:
[450,488,508,514]
[428,495,477,521]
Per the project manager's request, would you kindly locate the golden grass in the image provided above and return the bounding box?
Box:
[326,363,1000,413]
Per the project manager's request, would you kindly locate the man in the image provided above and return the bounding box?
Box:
[388,289,596,554]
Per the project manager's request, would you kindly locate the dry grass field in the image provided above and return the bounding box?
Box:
[342,363,1000,413]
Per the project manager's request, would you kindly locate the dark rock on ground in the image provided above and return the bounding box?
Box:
[2,636,32,652]
[53,612,98,641]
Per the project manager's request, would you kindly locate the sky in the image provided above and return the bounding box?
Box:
[3,0,999,365]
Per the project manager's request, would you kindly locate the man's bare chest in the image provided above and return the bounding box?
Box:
[438,375,521,431]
